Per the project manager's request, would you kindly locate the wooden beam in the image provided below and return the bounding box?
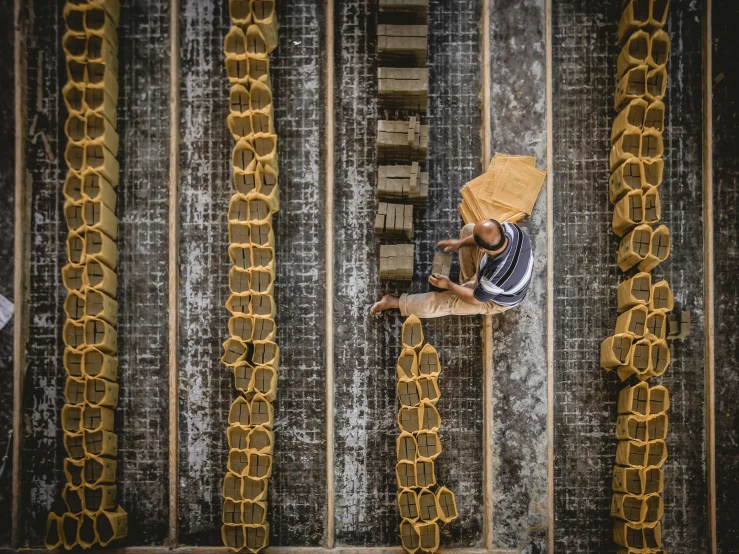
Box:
[324,0,336,548]
[11,0,27,548]
[480,9,493,554]
[17,539,527,554]
[168,0,181,546]
[481,0,491,171]
[702,0,716,552]
[482,316,493,552]
[481,0,494,550]
[544,0,554,552]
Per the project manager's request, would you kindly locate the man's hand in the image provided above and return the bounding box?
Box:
[428,273,452,289]
[430,273,480,305]
[437,238,462,252]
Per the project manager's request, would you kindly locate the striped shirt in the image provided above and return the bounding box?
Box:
[473,222,533,307]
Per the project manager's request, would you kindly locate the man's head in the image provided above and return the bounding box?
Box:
[473,219,506,253]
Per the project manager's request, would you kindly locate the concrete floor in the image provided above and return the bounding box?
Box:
[0,0,737,552]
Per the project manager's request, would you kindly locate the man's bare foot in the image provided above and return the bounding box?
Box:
[370,294,400,315]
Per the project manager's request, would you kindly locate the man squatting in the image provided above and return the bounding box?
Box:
[370,219,533,318]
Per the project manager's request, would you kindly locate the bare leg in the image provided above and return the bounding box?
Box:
[370,293,400,315]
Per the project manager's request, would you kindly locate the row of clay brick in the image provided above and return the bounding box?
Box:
[376,2,428,107]
[45,508,128,550]
[378,163,429,208]
[611,23,672,274]
[378,118,429,165]
[611,382,668,533]
[374,0,429,282]
[380,243,415,280]
[375,117,429,279]
[376,1,428,108]
[222,2,279,552]
[608,388,674,554]
[47,0,127,550]
[396,316,457,554]
[226,1,278,49]
[610,9,672,331]
[614,15,670,109]
[609,3,672,552]
[600,274,680,382]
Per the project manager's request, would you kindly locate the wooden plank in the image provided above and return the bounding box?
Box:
[551,2,634,552]
[711,0,739,551]
[702,3,716,554]
[656,4,709,551]
[333,0,484,547]
[325,0,336,548]
[481,0,493,550]
[488,0,549,550]
[169,0,181,546]
[333,1,397,543]
[18,547,511,554]
[545,1,555,552]
[20,1,70,545]
[177,0,328,546]
[9,0,26,548]
[270,1,328,546]
[114,1,172,544]
[176,0,233,544]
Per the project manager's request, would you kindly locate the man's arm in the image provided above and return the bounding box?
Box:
[428,274,481,305]
[437,234,476,252]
